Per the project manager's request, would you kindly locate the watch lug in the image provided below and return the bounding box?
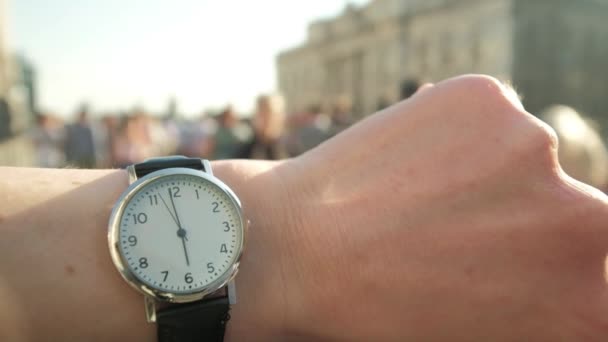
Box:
[144,296,157,323]
[127,165,138,184]
[227,279,237,305]
[202,159,213,176]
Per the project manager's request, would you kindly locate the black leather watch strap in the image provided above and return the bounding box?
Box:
[133,156,229,341]
[134,157,205,178]
[157,296,230,342]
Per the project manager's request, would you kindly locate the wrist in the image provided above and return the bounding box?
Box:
[0,161,314,342]
[211,159,303,341]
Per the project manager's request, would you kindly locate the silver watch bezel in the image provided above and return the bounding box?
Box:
[108,167,246,304]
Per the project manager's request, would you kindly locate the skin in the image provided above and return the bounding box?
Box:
[1,75,608,341]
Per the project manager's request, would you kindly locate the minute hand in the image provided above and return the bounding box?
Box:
[159,193,179,227]
[168,188,184,228]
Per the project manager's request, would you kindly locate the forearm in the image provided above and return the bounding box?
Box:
[0,162,297,341]
[0,168,142,341]
[6,74,603,342]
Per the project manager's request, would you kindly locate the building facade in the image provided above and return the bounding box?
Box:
[12,55,37,118]
[0,0,12,140]
[0,0,36,138]
[0,0,8,96]
[277,0,608,129]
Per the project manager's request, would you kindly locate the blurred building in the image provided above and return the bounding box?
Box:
[0,0,35,166]
[12,55,37,118]
[0,0,7,91]
[277,0,608,126]
[0,0,36,137]
[0,0,12,140]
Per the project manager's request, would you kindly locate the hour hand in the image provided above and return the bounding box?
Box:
[177,228,190,266]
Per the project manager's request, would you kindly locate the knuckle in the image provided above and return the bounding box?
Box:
[530,121,559,153]
[432,75,527,129]
[463,74,505,93]
[518,120,561,175]
[457,74,522,112]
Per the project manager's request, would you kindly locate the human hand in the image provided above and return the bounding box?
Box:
[2,75,607,342]
[267,75,608,341]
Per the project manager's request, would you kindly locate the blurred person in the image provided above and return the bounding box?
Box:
[112,114,154,168]
[212,105,253,159]
[285,104,332,156]
[117,110,179,159]
[29,113,65,168]
[90,114,113,168]
[176,112,215,159]
[133,112,161,158]
[109,117,131,168]
[64,109,96,168]
[146,116,164,155]
[400,78,422,100]
[159,115,181,156]
[540,105,608,190]
[246,94,288,160]
[330,95,354,135]
[0,98,11,140]
[100,115,120,167]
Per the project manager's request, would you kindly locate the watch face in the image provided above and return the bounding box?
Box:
[109,168,245,302]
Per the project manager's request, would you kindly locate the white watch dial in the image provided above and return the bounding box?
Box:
[117,173,243,294]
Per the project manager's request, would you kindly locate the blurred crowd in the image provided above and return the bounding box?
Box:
[27,94,356,169]
[19,86,608,193]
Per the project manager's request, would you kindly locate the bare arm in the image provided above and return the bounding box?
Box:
[0,162,294,341]
[2,75,608,341]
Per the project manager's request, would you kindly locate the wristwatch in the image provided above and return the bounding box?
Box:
[108,156,247,342]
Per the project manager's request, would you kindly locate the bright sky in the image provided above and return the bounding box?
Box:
[7,0,368,117]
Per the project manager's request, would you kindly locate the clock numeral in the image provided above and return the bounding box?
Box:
[132,213,148,225]
[207,262,215,274]
[139,257,148,268]
[148,194,158,206]
[184,272,193,284]
[161,270,169,282]
[195,189,200,199]
[212,202,220,213]
[222,221,230,232]
[220,244,228,253]
[128,235,137,246]
[171,186,181,198]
